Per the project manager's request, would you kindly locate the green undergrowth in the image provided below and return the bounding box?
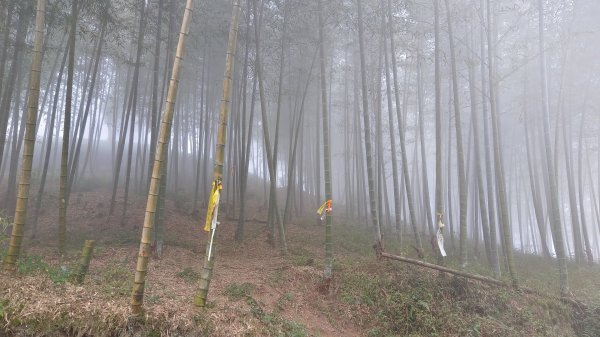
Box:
[176,267,200,284]
[97,262,131,297]
[339,261,573,337]
[17,255,72,284]
[290,221,599,336]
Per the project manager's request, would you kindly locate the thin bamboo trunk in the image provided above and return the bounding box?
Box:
[31,41,69,237]
[58,0,79,255]
[252,0,287,253]
[486,0,516,286]
[444,0,468,268]
[317,0,333,281]
[195,0,241,308]
[0,6,25,181]
[537,0,569,296]
[433,0,444,259]
[578,108,593,264]
[382,2,402,247]
[357,0,382,249]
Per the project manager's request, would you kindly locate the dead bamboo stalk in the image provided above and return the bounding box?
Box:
[379,251,587,310]
[380,251,506,286]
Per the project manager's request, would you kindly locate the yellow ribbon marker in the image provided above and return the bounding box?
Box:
[204,179,223,232]
[317,199,332,221]
[204,179,223,261]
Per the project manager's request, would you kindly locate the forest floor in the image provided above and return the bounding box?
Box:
[1,187,600,336]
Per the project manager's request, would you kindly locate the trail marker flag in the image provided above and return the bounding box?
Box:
[204,179,223,232]
[317,199,332,221]
[204,179,222,261]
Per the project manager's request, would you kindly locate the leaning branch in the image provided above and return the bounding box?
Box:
[378,251,587,310]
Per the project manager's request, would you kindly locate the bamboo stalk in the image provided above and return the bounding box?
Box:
[3,0,46,271]
[131,0,195,315]
[195,0,241,308]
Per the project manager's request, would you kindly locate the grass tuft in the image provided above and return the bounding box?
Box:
[176,267,200,284]
[224,282,254,299]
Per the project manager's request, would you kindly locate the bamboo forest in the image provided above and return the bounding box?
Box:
[1,0,600,335]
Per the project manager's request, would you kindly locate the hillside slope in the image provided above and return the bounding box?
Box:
[1,189,599,336]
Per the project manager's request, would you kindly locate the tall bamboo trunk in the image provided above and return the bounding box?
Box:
[562,100,584,263]
[387,0,422,253]
[283,52,317,229]
[270,0,288,237]
[31,37,69,237]
[486,0,517,287]
[0,6,25,182]
[317,0,333,281]
[524,109,551,258]
[382,17,401,245]
[444,0,468,268]
[252,0,287,253]
[2,0,46,271]
[433,0,445,262]
[479,0,500,277]
[67,10,107,196]
[0,2,15,101]
[357,0,382,249]
[416,46,434,237]
[58,0,79,255]
[131,0,195,315]
[195,0,241,308]
[148,0,163,191]
[121,1,147,222]
[467,50,492,268]
[536,0,569,296]
[577,107,593,264]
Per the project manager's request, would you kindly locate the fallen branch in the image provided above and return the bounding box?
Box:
[379,252,506,287]
[379,251,588,310]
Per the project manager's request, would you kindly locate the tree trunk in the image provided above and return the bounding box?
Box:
[444,0,468,268]
[31,35,69,237]
[67,10,107,196]
[252,0,287,254]
[486,0,516,287]
[577,107,593,265]
[317,0,333,282]
[121,0,147,222]
[479,0,500,277]
[2,0,46,271]
[58,0,79,255]
[433,0,445,263]
[382,0,402,247]
[131,0,195,315]
[194,0,241,308]
[357,0,382,250]
[467,49,492,268]
[0,5,25,181]
[537,0,569,296]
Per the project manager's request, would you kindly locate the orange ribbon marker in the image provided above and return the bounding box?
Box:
[317,199,333,221]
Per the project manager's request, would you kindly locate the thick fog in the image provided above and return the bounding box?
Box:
[1,0,600,284]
